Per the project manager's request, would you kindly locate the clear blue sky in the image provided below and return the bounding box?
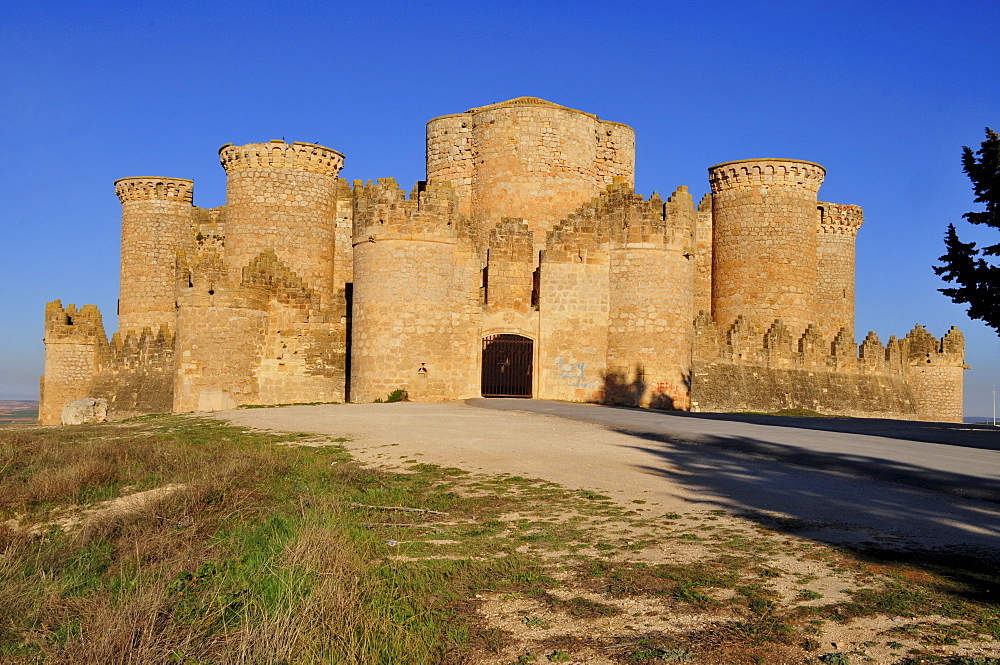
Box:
[1,0,998,416]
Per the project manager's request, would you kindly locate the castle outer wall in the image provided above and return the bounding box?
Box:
[38,97,966,425]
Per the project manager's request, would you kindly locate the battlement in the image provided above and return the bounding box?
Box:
[818,202,864,235]
[114,177,194,204]
[708,159,826,193]
[218,140,344,176]
[906,324,965,365]
[545,181,695,258]
[352,178,466,244]
[44,300,107,343]
[694,312,965,375]
[240,249,325,313]
[106,325,174,370]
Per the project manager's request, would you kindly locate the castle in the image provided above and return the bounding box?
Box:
[38,97,966,425]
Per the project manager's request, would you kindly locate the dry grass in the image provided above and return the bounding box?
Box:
[2,417,998,664]
[0,417,546,664]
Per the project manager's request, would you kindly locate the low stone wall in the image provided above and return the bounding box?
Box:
[90,363,174,421]
[690,363,918,420]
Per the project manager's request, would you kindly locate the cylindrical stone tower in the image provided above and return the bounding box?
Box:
[816,202,863,341]
[607,187,696,410]
[219,140,344,303]
[350,180,481,403]
[708,158,826,335]
[426,97,635,240]
[115,177,195,334]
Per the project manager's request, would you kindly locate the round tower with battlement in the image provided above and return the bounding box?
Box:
[219,140,344,303]
[816,202,863,341]
[350,179,482,403]
[708,158,826,336]
[426,97,635,242]
[115,177,195,334]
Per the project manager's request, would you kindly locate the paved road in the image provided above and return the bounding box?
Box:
[223,400,1000,555]
[468,399,1000,503]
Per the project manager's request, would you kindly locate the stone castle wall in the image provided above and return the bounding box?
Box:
[40,301,176,424]
[536,200,611,404]
[90,326,175,419]
[606,185,696,409]
[39,302,107,425]
[691,312,965,421]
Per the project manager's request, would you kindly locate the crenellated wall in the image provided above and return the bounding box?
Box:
[906,325,966,423]
[90,325,175,419]
[39,302,107,425]
[536,192,611,403]
[350,179,482,403]
[606,185,696,408]
[691,312,966,421]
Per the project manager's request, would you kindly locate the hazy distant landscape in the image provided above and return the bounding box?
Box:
[0,400,38,425]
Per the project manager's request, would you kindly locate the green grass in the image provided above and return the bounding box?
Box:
[0,416,553,664]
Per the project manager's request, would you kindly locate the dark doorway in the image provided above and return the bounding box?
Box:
[481,334,533,397]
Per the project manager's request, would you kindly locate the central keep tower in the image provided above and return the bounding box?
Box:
[426,97,635,241]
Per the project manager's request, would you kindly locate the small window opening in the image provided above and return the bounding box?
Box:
[481,263,489,304]
[531,265,540,309]
[65,315,73,326]
[208,289,215,295]
[188,272,194,288]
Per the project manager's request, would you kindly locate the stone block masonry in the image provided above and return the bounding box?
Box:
[38,97,966,424]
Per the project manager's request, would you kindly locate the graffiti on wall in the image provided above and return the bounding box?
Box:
[553,357,599,389]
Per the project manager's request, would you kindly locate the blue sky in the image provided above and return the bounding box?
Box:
[1,0,998,416]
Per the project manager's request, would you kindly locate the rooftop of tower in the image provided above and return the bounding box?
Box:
[427,96,632,128]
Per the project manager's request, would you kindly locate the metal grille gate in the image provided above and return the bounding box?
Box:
[481,334,533,398]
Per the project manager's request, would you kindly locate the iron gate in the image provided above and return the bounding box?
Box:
[481,334,533,398]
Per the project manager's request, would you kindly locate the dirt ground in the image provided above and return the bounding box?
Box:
[221,401,1000,664]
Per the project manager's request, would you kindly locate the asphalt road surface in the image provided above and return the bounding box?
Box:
[223,399,1000,556]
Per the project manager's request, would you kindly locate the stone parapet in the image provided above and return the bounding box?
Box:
[352,178,471,245]
[818,201,864,235]
[708,158,826,193]
[219,140,344,177]
[115,177,194,204]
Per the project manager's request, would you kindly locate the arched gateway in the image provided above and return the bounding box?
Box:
[481,334,533,398]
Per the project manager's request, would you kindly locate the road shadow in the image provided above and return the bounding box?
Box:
[667,410,1000,452]
[617,427,1000,597]
[613,426,1000,505]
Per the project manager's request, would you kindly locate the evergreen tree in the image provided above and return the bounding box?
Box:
[934,128,1000,334]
